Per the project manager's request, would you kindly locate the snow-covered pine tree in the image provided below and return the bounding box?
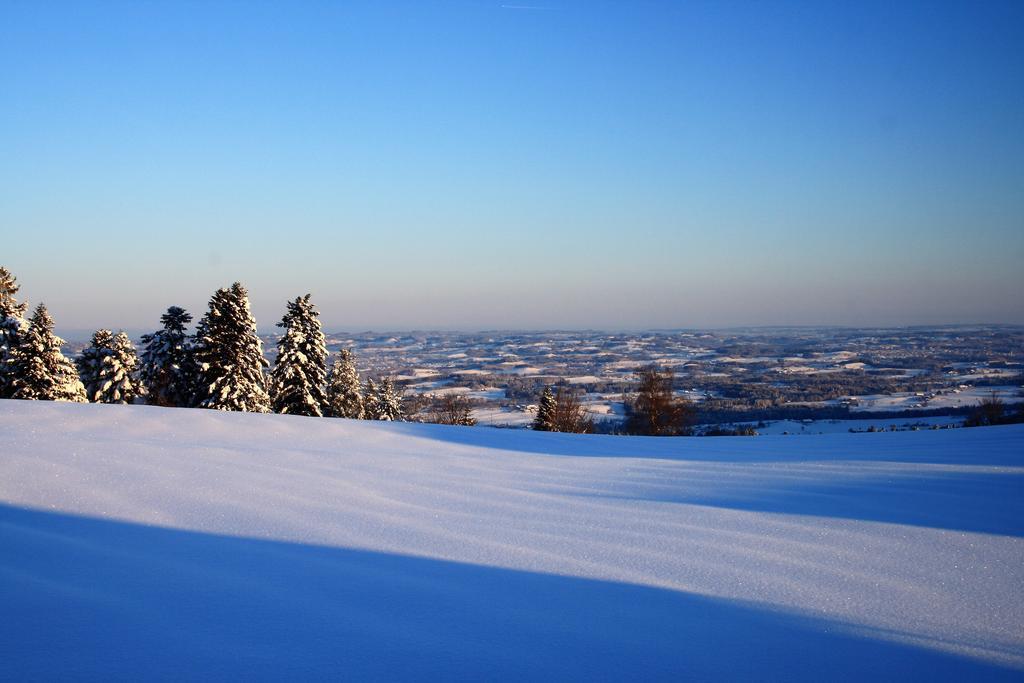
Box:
[0,267,30,399]
[140,306,197,407]
[9,303,87,402]
[363,378,380,419]
[325,349,363,418]
[0,267,21,311]
[193,282,271,412]
[77,329,114,401]
[271,294,328,416]
[109,332,144,403]
[77,330,144,404]
[375,376,404,421]
[533,386,557,431]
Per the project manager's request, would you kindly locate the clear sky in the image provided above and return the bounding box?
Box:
[2,0,1022,333]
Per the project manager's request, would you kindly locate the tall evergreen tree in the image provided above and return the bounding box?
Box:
[375,377,404,421]
[109,332,144,403]
[140,306,197,407]
[533,386,557,431]
[364,377,403,421]
[0,267,30,399]
[77,330,144,404]
[9,304,87,402]
[77,329,115,401]
[363,378,380,419]
[271,294,328,416]
[325,348,363,418]
[193,282,270,412]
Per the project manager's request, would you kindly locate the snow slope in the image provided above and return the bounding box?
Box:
[1,401,1023,681]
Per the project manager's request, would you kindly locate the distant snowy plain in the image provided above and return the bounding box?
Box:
[1,401,1022,680]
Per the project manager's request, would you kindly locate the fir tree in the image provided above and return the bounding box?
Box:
[363,377,402,421]
[375,376,404,421]
[9,304,87,402]
[77,329,115,401]
[271,295,328,416]
[77,330,144,404]
[325,348,363,418]
[193,282,271,412]
[363,378,380,419]
[140,306,198,407]
[533,386,557,431]
[109,332,144,403]
[0,267,30,399]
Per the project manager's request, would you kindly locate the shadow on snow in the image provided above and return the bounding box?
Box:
[572,468,1024,537]
[393,423,1024,537]
[0,504,1019,681]
[389,421,1024,466]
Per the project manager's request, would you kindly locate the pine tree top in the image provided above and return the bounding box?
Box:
[0,267,27,317]
[90,329,115,347]
[159,306,192,332]
[27,303,57,338]
[111,330,137,353]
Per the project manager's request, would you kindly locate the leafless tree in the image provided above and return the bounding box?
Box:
[552,386,594,434]
[624,366,695,436]
[965,392,1005,427]
[430,393,477,426]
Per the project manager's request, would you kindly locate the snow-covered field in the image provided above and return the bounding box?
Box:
[2,401,1023,680]
[732,416,966,435]
[849,385,1022,413]
[471,405,535,427]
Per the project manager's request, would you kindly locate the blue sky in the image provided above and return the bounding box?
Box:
[2,0,1022,332]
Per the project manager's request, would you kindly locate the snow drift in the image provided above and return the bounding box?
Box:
[1,401,1022,680]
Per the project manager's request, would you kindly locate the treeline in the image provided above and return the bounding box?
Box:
[698,401,967,424]
[703,373,931,406]
[531,366,697,436]
[0,268,401,420]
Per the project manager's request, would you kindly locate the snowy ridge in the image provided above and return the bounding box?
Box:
[1,401,1023,680]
